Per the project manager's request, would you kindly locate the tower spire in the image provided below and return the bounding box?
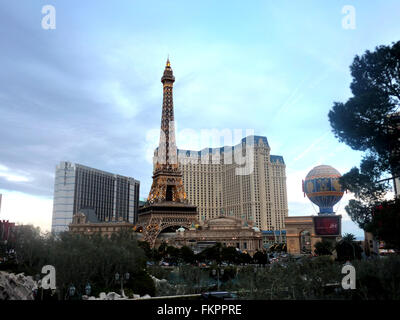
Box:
[158,57,176,169]
[161,58,175,84]
[146,60,186,204]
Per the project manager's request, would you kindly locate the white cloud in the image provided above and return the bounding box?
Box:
[0,163,31,182]
[100,81,140,119]
[286,168,312,204]
[0,189,52,232]
[291,131,330,163]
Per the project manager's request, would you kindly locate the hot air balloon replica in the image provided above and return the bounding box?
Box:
[302,165,344,237]
[303,165,344,214]
[285,165,344,254]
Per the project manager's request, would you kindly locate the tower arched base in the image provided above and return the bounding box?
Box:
[136,202,198,248]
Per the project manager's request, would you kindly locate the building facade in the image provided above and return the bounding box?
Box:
[51,161,140,233]
[174,215,263,255]
[0,220,15,242]
[176,136,288,232]
[285,216,322,255]
[364,231,380,256]
[262,230,287,249]
[68,209,134,237]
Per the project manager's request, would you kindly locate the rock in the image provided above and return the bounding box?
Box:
[106,292,121,300]
[0,271,37,300]
[95,291,131,300]
[150,275,174,296]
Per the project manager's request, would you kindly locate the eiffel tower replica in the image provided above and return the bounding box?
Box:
[136,59,198,248]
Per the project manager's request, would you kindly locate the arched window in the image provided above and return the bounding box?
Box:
[300,230,311,254]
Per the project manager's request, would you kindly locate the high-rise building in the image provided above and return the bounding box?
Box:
[51,161,140,233]
[177,136,288,232]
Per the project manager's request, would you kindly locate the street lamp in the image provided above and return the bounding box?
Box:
[33,274,41,300]
[212,267,224,290]
[251,267,257,295]
[115,272,130,297]
[85,283,91,296]
[68,284,76,300]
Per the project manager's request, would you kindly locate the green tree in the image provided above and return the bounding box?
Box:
[237,252,252,265]
[368,201,400,249]
[328,41,400,248]
[197,243,223,264]
[336,233,362,262]
[179,246,195,264]
[314,239,334,256]
[166,245,180,264]
[342,233,356,242]
[253,250,269,265]
[138,241,152,259]
[9,225,47,274]
[158,241,168,259]
[221,246,238,264]
[9,227,149,299]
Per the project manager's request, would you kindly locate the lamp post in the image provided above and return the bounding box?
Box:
[85,283,91,297]
[34,274,41,300]
[68,284,76,300]
[251,267,257,296]
[212,267,224,290]
[115,272,130,297]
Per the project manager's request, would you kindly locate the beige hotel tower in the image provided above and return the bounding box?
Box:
[174,136,288,232]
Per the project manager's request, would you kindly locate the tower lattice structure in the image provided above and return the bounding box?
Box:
[136,60,197,247]
[147,59,187,204]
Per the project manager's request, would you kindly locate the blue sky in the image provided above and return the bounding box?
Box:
[1,1,400,238]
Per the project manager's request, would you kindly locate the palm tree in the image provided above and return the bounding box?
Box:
[314,240,334,256]
[342,233,356,242]
[337,233,357,261]
[344,234,357,260]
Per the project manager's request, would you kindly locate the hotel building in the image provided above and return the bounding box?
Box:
[51,161,140,233]
[174,135,288,232]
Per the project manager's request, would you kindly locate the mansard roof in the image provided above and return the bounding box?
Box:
[176,135,272,155]
[270,155,285,164]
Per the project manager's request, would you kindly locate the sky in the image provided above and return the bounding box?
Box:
[1,1,400,239]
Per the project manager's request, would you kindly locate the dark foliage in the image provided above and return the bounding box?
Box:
[7,225,148,299]
[328,41,400,248]
[314,239,334,256]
